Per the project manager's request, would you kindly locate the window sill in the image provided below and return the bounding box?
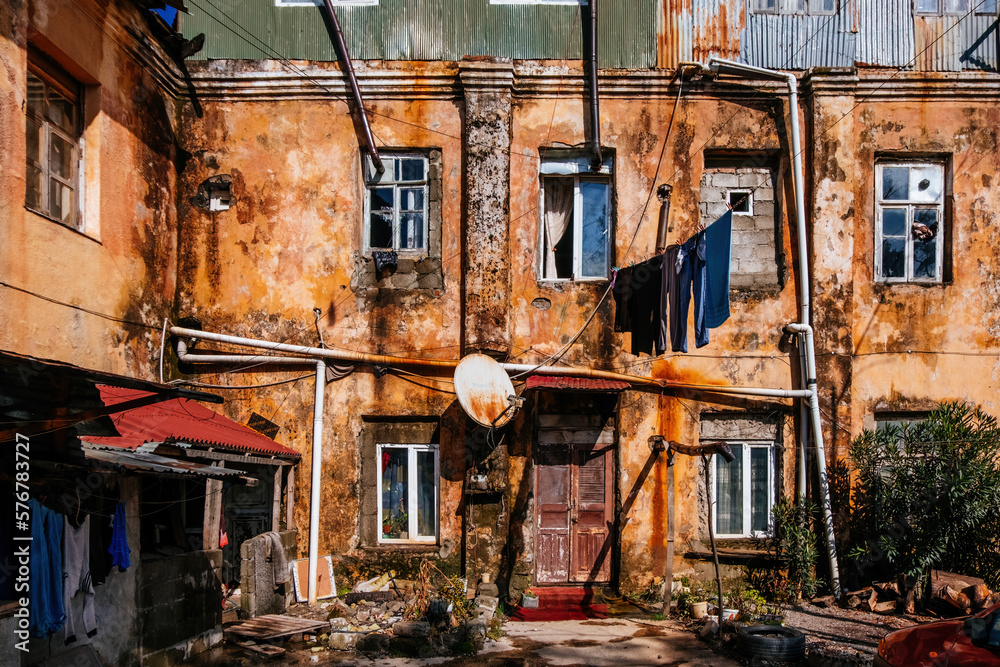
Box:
[537,278,609,288]
[366,543,440,553]
[24,206,99,243]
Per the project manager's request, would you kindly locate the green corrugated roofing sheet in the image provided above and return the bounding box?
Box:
[178,0,656,68]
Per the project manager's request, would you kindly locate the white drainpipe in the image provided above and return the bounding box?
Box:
[708,58,842,599]
[308,359,326,606]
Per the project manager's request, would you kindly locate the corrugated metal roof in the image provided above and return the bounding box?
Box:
[83,447,249,479]
[83,386,301,458]
[180,0,656,68]
[914,13,999,72]
[856,0,915,67]
[525,375,629,391]
[743,11,855,70]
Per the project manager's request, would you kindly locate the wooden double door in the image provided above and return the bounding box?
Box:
[535,431,614,584]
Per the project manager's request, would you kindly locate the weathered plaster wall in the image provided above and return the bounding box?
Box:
[176,62,470,570]
[0,0,179,379]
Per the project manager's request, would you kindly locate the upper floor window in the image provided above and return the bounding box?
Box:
[539,153,613,281]
[491,1,587,5]
[875,160,946,283]
[753,0,836,14]
[378,443,438,543]
[25,53,82,230]
[274,0,376,7]
[365,153,428,254]
[915,0,995,14]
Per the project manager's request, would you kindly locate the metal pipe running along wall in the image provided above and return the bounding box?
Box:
[170,326,812,399]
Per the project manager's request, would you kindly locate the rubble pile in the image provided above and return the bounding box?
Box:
[839,570,999,617]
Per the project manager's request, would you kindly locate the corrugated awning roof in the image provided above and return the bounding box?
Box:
[83,446,251,481]
[82,385,300,459]
[525,376,630,392]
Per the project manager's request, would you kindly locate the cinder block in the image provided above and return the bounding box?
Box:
[711,173,740,188]
[738,172,767,187]
[328,632,364,651]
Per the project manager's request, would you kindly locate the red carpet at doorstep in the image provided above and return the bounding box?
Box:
[510,587,609,622]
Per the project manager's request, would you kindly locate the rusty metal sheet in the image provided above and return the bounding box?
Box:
[914,13,999,72]
[454,354,516,428]
[81,446,249,479]
[692,0,743,64]
[743,10,855,69]
[525,375,629,391]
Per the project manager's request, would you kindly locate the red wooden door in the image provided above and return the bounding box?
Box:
[535,432,613,585]
[535,445,572,583]
[570,444,613,582]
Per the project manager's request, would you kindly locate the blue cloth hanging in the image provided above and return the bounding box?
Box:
[28,498,65,638]
[109,501,130,572]
[704,210,733,329]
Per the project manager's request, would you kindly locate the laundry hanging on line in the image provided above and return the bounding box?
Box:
[612,210,733,356]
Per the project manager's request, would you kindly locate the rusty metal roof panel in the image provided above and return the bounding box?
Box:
[692,0,743,64]
[855,0,914,67]
[913,14,998,72]
[180,0,656,67]
[525,375,630,391]
[743,11,855,70]
[658,0,694,69]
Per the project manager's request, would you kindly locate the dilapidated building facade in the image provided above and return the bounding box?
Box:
[5,0,1000,660]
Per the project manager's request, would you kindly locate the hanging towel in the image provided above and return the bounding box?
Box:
[28,499,66,638]
[612,265,633,333]
[263,531,290,587]
[63,515,97,644]
[704,210,733,329]
[109,502,130,572]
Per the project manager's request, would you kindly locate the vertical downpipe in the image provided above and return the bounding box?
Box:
[586,0,602,169]
[308,359,326,605]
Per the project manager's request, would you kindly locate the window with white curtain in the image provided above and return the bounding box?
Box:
[377,443,438,543]
[711,442,775,538]
[539,154,613,281]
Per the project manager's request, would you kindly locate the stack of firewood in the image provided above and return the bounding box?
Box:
[840,571,999,616]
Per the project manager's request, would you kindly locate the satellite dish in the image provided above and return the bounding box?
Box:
[454,354,518,428]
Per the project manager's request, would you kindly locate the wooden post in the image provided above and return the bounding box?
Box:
[703,454,724,626]
[660,450,675,616]
[285,465,296,532]
[272,466,282,532]
[203,462,224,550]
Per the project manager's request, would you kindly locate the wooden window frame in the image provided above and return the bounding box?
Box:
[25,51,83,230]
[538,154,614,282]
[376,443,439,545]
[363,152,430,255]
[710,441,776,539]
[874,160,947,284]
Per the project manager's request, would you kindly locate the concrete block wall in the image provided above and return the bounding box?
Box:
[240,530,297,617]
[700,168,780,289]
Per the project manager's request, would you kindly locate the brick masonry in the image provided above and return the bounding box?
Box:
[700,168,780,289]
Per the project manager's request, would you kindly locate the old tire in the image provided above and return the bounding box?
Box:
[737,625,807,662]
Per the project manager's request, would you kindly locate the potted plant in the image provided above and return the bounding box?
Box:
[521,588,539,609]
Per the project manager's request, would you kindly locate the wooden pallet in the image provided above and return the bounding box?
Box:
[225,614,328,641]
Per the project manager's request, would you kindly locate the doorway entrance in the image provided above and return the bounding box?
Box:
[534,424,614,584]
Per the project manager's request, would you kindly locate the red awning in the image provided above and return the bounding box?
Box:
[82,385,300,458]
[525,376,630,392]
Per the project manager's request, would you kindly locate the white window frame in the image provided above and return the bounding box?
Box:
[491,1,587,5]
[538,155,613,282]
[710,441,776,539]
[874,160,946,284]
[275,0,376,7]
[376,443,439,544]
[25,60,83,231]
[754,0,835,14]
[363,153,430,255]
[915,0,976,14]
[727,189,754,216]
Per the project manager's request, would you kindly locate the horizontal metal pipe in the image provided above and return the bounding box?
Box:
[170,326,811,398]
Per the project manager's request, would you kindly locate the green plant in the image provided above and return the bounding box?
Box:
[725,581,780,623]
[439,575,474,620]
[772,496,820,599]
[521,588,537,599]
[848,402,1000,588]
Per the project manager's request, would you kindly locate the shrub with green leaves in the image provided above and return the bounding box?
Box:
[848,402,1000,588]
[772,496,820,599]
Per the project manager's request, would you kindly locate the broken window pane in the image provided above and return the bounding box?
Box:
[366,154,428,253]
[882,167,909,200]
[909,165,942,203]
[26,165,42,210]
[399,212,424,250]
[50,179,73,225]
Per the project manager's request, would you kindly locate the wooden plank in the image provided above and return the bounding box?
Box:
[272,466,281,532]
[237,642,286,658]
[203,465,224,550]
[285,466,295,532]
[225,615,328,641]
[538,428,615,445]
[189,449,292,466]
